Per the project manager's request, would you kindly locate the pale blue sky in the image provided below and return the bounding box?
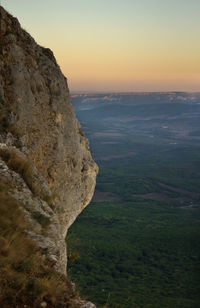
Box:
[2,0,200,92]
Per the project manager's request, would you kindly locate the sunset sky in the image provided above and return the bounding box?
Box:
[3,0,200,92]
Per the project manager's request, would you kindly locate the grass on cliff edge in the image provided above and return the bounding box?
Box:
[0,179,79,308]
[0,148,55,207]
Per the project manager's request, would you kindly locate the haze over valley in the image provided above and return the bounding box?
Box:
[68,92,200,308]
[72,92,200,205]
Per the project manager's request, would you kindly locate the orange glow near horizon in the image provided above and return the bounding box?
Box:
[57,46,200,92]
[3,0,200,92]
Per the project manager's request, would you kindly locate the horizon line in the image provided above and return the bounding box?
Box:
[70,90,200,94]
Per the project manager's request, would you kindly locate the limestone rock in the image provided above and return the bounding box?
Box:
[74,300,97,308]
[0,4,98,282]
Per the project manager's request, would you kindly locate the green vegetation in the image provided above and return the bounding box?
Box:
[0,179,78,307]
[94,143,200,203]
[68,201,200,308]
[69,142,200,307]
[69,93,200,308]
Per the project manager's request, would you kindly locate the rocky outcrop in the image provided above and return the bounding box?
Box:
[0,4,98,282]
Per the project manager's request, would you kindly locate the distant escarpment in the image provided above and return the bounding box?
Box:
[0,6,97,307]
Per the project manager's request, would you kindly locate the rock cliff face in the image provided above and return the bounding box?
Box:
[0,4,98,280]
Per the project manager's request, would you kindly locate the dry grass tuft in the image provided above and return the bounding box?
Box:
[0,148,55,207]
[31,211,51,228]
[0,148,33,189]
[0,98,22,140]
[0,180,79,307]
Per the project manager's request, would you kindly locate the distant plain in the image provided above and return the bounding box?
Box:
[68,92,200,308]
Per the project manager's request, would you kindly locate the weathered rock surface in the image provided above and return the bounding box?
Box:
[0,4,98,285]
